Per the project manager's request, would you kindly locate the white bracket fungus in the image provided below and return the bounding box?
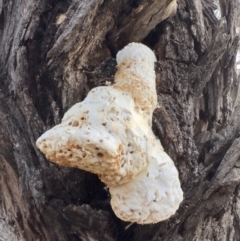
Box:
[36,43,183,224]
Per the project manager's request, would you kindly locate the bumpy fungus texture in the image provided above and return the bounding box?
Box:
[36,43,183,224]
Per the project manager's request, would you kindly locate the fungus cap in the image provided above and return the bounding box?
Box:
[115,43,158,114]
[116,43,157,66]
[36,86,153,187]
[110,144,183,224]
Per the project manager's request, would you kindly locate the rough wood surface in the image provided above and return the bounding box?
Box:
[0,0,240,240]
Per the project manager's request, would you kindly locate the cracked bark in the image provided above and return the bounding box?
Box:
[0,0,240,240]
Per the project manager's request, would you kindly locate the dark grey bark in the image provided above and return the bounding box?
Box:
[0,0,240,240]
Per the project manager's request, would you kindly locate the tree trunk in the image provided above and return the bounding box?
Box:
[0,0,240,240]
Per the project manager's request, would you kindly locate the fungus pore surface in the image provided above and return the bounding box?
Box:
[36,43,183,224]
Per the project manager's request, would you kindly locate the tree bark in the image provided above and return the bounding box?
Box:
[0,0,240,240]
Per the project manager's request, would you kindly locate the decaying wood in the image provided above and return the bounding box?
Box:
[0,0,240,240]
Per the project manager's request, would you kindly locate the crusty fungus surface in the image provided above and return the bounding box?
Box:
[36,43,183,224]
[110,144,183,224]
